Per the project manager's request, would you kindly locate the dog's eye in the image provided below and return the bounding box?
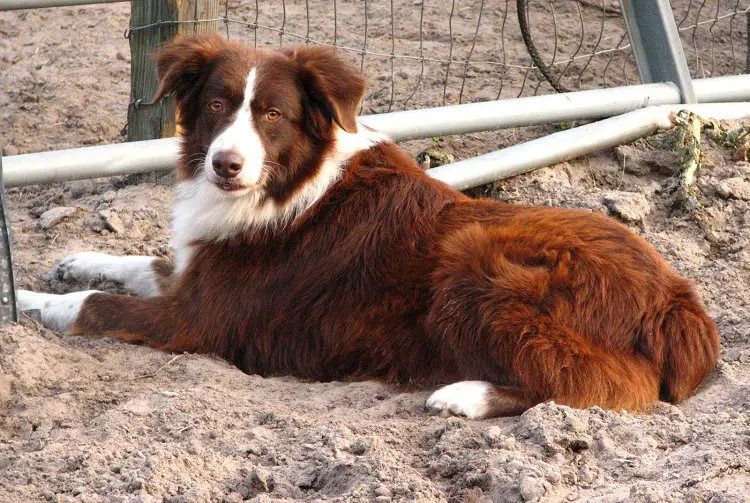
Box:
[208,101,224,113]
[266,109,281,121]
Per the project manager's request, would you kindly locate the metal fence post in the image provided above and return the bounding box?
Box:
[619,0,696,104]
[0,143,18,326]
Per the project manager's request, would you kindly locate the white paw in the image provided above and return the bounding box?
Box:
[46,252,159,297]
[425,381,493,419]
[18,290,98,333]
[46,252,105,282]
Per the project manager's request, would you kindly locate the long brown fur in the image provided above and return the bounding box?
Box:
[71,35,719,417]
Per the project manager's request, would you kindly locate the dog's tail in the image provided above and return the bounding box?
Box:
[657,286,720,403]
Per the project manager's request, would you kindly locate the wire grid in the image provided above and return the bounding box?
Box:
[673,0,750,78]
[129,0,750,114]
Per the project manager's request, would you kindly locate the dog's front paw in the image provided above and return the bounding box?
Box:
[425,381,493,419]
[45,252,159,297]
[45,252,111,284]
[18,290,98,333]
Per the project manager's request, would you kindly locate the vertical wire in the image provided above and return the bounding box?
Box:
[442,0,457,106]
[556,0,585,91]
[254,0,259,48]
[403,0,425,109]
[533,1,560,96]
[224,0,229,39]
[621,49,632,85]
[360,0,368,72]
[305,0,310,44]
[495,0,510,100]
[458,0,485,104]
[707,0,721,77]
[691,0,708,77]
[333,0,338,49]
[602,31,628,87]
[388,0,395,112]
[577,0,606,89]
[677,0,695,28]
[675,0,695,73]
[279,0,287,47]
[193,0,198,35]
[517,67,531,98]
[728,0,741,73]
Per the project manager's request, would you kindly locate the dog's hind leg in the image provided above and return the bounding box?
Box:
[509,321,660,412]
[426,321,661,419]
[426,381,531,419]
[46,252,175,297]
[427,223,663,419]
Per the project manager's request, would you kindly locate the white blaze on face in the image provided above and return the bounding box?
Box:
[204,68,264,193]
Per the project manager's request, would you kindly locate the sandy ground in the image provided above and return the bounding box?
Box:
[1,2,750,502]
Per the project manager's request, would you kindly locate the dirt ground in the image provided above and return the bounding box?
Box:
[1,2,750,502]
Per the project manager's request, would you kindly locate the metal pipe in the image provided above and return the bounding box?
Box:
[4,76,750,187]
[0,0,126,10]
[692,74,750,104]
[361,81,682,142]
[363,74,750,141]
[4,138,181,188]
[428,103,750,190]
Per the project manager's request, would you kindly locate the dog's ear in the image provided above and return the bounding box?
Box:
[287,46,366,136]
[152,34,227,108]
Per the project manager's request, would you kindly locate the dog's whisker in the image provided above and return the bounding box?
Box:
[261,164,282,183]
[262,160,286,170]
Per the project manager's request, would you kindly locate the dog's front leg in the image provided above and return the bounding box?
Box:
[46,252,175,297]
[18,290,180,348]
[18,290,101,333]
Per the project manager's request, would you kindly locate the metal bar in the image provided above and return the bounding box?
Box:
[619,0,696,103]
[429,103,750,191]
[4,138,181,188]
[364,75,750,141]
[0,145,18,325]
[365,82,680,142]
[691,74,750,102]
[0,0,126,10]
[3,75,750,188]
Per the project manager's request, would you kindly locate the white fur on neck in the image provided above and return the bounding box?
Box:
[171,124,389,274]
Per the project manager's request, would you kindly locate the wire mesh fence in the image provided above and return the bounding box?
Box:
[125,0,747,114]
[674,0,749,78]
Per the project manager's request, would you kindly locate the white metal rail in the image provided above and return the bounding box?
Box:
[429,103,750,190]
[3,75,750,188]
[0,0,126,10]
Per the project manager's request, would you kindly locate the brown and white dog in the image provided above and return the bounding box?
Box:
[18,35,720,419]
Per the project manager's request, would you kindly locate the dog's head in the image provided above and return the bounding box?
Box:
[154,34,368,204]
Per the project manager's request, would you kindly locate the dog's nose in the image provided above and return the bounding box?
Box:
[212,150,244,179]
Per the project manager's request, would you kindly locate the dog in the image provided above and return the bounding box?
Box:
[18,34,719,419]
